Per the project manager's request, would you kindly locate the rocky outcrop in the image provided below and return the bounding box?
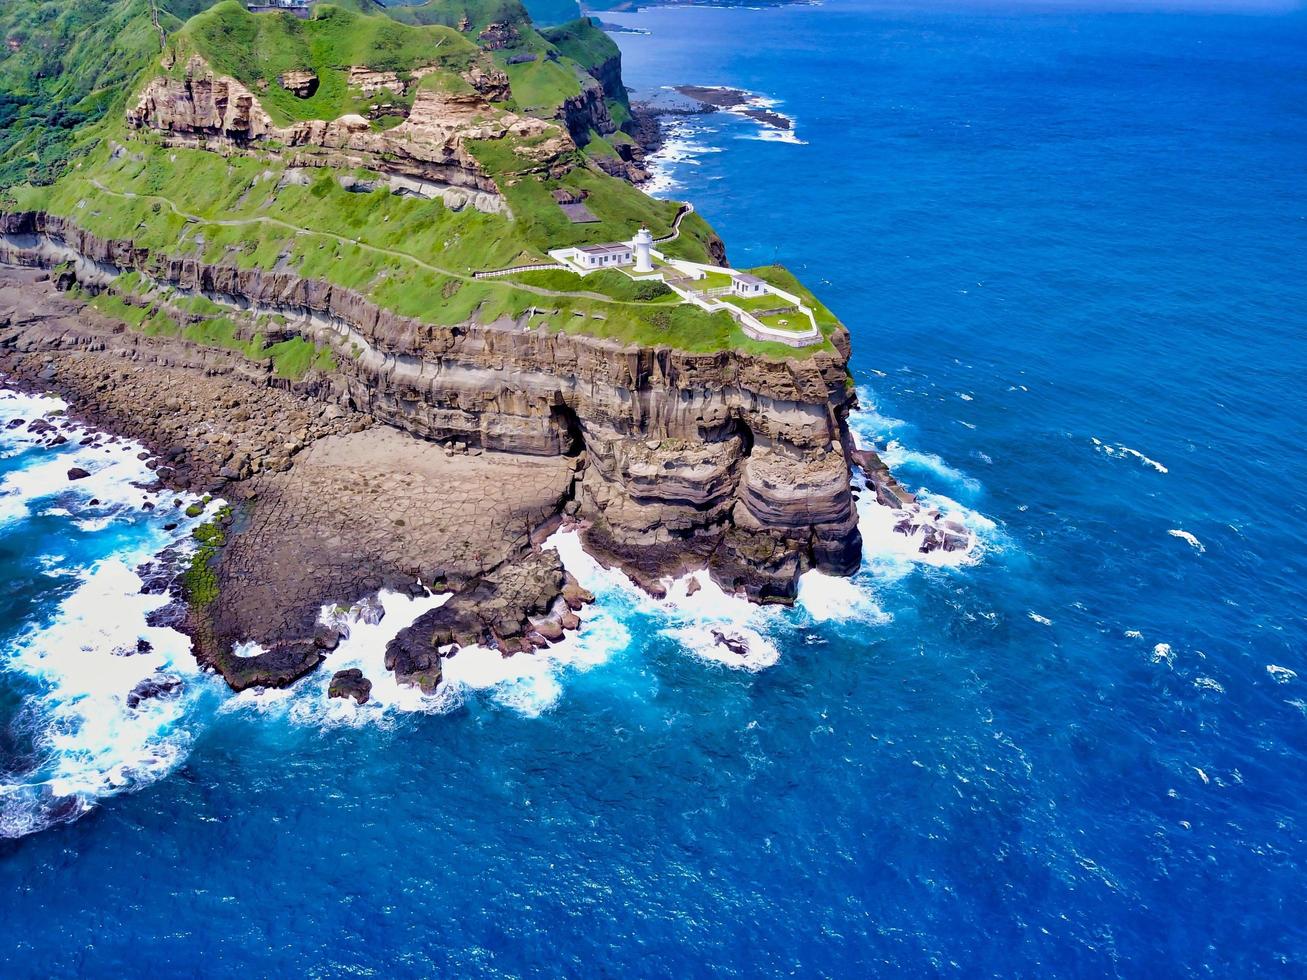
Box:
[0,211,862,603]
[560,76,618,143]
[279,70,318,98]
[328,668,373,704]
[126,56,570,214]
[385,549,586,691]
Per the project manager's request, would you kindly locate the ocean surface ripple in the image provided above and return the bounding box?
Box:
[3,1,1307,974]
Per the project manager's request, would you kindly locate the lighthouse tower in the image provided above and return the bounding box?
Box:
[633,226,655,273]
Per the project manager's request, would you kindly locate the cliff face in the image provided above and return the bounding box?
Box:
[1,210,862,601]
[558,76,618,144]
[127,56,570,212]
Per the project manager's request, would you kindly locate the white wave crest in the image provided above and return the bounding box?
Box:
[1168,529,1205,553]
[1091,437,1168,473]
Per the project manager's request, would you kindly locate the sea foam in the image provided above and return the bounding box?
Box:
[0,388,217,838]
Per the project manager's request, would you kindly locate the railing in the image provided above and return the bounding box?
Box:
[473,262,567,280]
[654,203,694,244]
[697,284,733,298]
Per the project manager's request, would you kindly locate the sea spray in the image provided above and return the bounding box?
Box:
[0,388,220,838]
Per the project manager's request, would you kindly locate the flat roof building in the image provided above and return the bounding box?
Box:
[575,243,633,269]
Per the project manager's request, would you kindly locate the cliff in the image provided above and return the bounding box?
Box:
[1,210,861,607]
[127,55,566,213]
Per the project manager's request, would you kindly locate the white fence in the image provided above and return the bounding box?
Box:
[474,262,566,280]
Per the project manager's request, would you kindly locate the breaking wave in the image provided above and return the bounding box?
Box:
[0,388,217,839]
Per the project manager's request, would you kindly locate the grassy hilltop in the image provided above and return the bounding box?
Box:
[0,0,843,359]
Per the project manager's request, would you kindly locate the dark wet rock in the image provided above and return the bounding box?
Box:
[208,641,323,692]
[126,673,182,709]
[314,623,342,651]
[66,466,91,481]
[686,576,702,597]
[711,629,750,658]
[387,549,569,687]
[354,595,385,626]
[385,622,444,694]
[145,600,188,632]
[328,668,372,704]
[137,545,187,595]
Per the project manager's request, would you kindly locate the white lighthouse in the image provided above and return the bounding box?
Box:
[632,226,655,273]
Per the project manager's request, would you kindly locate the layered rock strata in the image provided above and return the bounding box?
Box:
[1,212,863,604]
[127,56,566,214]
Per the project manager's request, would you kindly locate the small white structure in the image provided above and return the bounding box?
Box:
[733,273,767,297]
[633,227,655,273]
[574,242,633,269]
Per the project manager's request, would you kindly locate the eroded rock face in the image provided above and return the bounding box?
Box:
[0,212,862,603]
[279,70,318,98]
[126,56,569,213]
[328,668,372,704]
[385,549,582,691]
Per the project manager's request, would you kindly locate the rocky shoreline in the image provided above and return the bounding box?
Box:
[0,237,882,699]
[0,266,593,695]
[1,252,972,700]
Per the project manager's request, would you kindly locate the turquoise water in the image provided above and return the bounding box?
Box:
[3,1,1307,973]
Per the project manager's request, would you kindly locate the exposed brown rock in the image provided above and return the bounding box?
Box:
[126,55,570,213]
[328,668,372,704]
[278,70,318,99]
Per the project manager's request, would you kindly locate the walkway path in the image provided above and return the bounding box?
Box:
[87,181,657,308]
[148,0,166,51]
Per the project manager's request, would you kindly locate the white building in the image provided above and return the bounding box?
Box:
[632,227,655,273]
[733,273,767,297]
[574,243,633,269]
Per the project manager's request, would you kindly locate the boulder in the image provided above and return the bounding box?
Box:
[327,668,372,704]
[126,673,183,709]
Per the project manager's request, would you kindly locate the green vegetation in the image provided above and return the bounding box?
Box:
[172,2,479,126]
[0,0,845,360]
[730,292,796,314]
[181,504,233,609]
[384,0,531,33]
[692,270,735,291]
[0,0,163,189]
[498,55,581,114]
[746,264,845,343]
[79,268,340,378]
[540,18,627,124]
[508,268,675,302]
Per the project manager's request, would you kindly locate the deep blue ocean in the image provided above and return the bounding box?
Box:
[3,1,1307,974]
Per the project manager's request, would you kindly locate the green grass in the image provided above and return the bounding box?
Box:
[755,310,808,332]
[508,268,675,302]
[181,505,233,609]
[730,292,795,314]
[87,290,150,326]
[746,264,845,343]
[172,2,479,126]
[693,270,734,290]
[500,56,581,114]
[15,135,838,357]
[383,0,530,33]
[0,0,163,191]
